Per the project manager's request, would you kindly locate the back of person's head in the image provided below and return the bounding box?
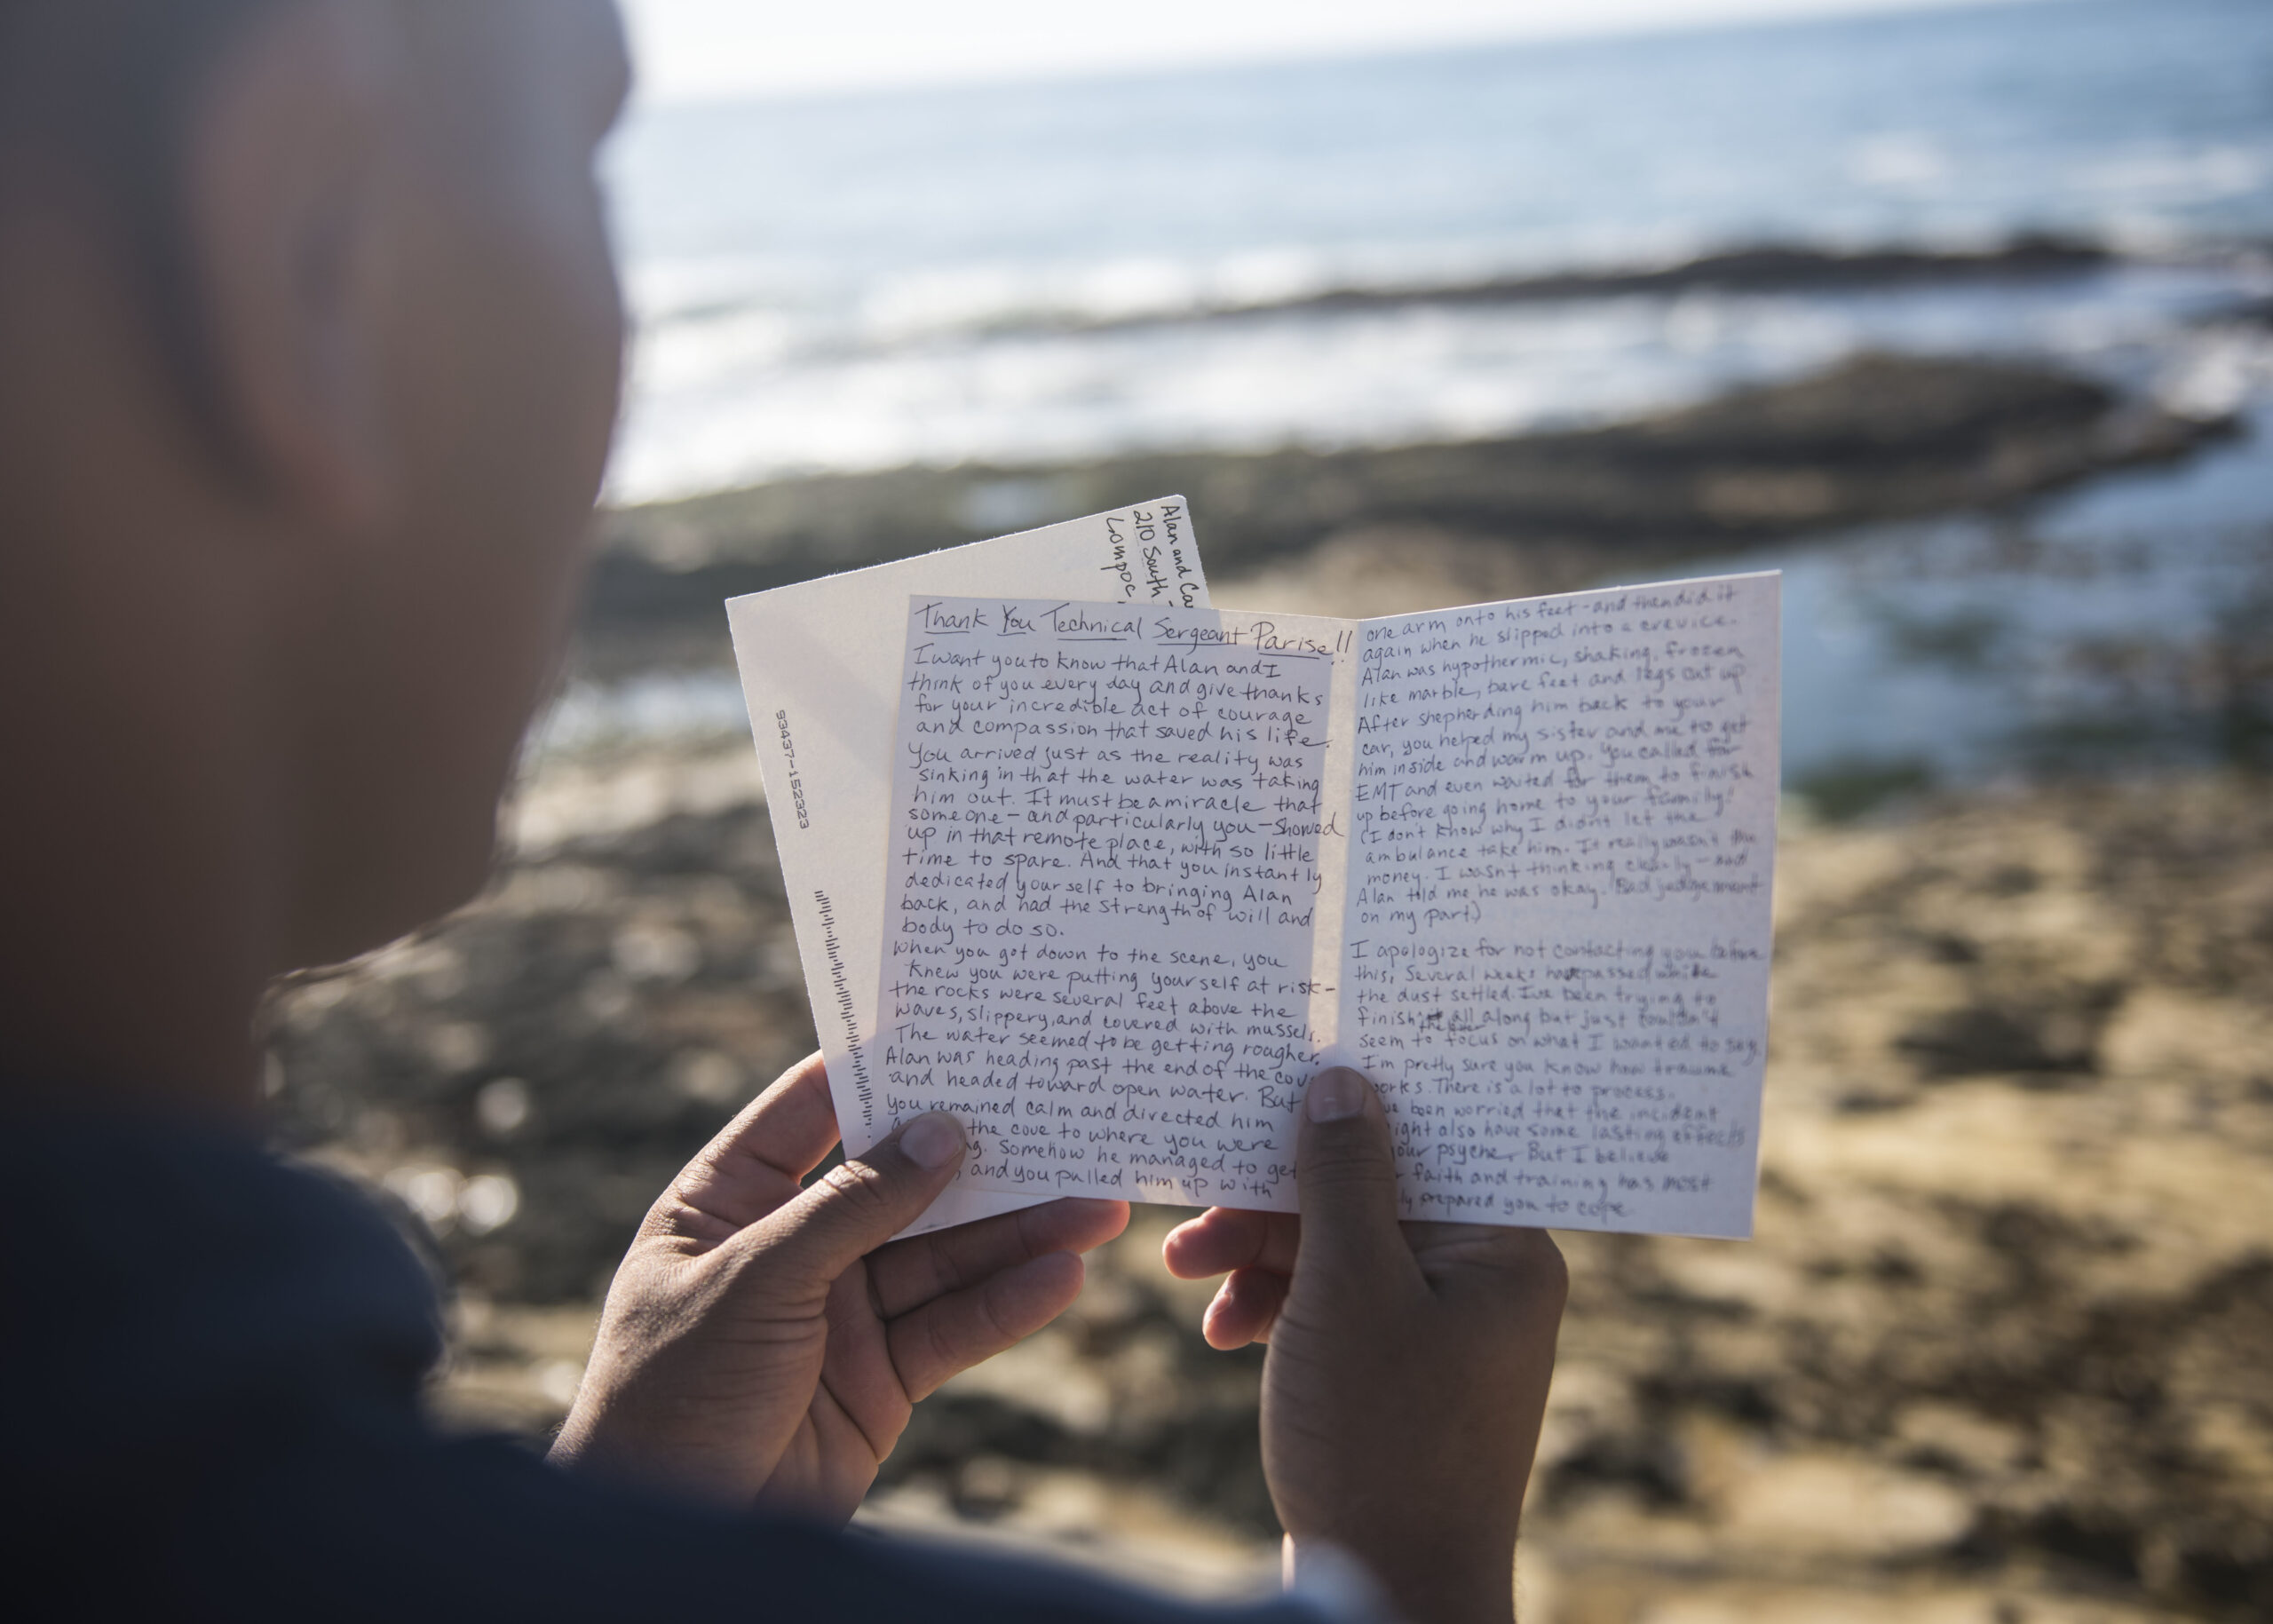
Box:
[0,3,286,190]
[0,3,289,456]
[0,1,631,1104]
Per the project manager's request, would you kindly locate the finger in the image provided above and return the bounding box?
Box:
[1293,1068,1422,1298]
[1411,1224,1570,1319]
[885,1250,1088,1400]
[1201,1265,1289,1350]
[1162,1207,1298,1280]
[1401,1220,1552,1262]
[868,1197,1130,1319]
[738,1112,969,1289]
[661,1052,841,1237]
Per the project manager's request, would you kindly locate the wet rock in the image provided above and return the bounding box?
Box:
[1112,238,2118,328]
[589,354,2235,668]
[1894,999,2111,1079]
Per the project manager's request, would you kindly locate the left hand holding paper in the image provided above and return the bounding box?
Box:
[550,1054,1129,1522]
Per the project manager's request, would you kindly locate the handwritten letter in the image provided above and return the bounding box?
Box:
[1336,578,1778,1238]
[727,500,1210,1236]
[874,598,1353,1207]
[870,572,1780,1239]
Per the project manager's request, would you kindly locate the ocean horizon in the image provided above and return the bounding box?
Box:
[601,0,2273,504]
[558,0,2273,800]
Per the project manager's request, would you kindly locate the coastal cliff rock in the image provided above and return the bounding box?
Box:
[590,353,2233,664]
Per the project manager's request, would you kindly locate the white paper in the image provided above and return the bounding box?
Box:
[1332,576,1780,1238]
[726,500,1208,1235]
[872,575,1780,1239]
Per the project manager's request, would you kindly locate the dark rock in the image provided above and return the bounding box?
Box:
[1012,236,2118,333]
[1895,1002,2102,1077]
[590,354,2237,662]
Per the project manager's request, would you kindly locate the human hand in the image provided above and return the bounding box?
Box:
[1164,1068,1566,1624]
[550,1052,1128,1524]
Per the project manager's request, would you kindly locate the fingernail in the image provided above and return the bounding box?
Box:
[900,1113,966,1169]
[1307,1068,1366,1124]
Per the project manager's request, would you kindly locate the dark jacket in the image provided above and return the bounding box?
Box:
[0,1114,1346,1622]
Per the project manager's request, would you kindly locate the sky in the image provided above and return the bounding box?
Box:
[617,0,2067,105]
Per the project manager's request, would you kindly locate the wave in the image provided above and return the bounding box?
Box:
[622,234,2273,392]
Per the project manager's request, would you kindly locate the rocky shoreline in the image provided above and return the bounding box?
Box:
[1026,236,2129,333]
[588,353,2236,675]
[260,749,2273,1622]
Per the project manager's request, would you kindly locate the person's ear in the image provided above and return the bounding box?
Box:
[182,0,405,534]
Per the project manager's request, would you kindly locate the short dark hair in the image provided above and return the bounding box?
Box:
[0,0,292,471]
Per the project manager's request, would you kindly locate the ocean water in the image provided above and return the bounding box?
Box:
[566,0,2273,797]
[603,0,2273,502]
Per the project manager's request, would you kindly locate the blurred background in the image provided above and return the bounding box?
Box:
[260,0,2272,1619]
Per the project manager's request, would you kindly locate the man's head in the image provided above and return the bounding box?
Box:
[0,1,630,1101]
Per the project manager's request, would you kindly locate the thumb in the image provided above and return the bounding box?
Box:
[1293,1068,1419,1295]
[745,1113,968,1288]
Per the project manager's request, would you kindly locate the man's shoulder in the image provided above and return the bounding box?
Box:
[0,1112,1357,1623]
[0,1109,444,1442]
